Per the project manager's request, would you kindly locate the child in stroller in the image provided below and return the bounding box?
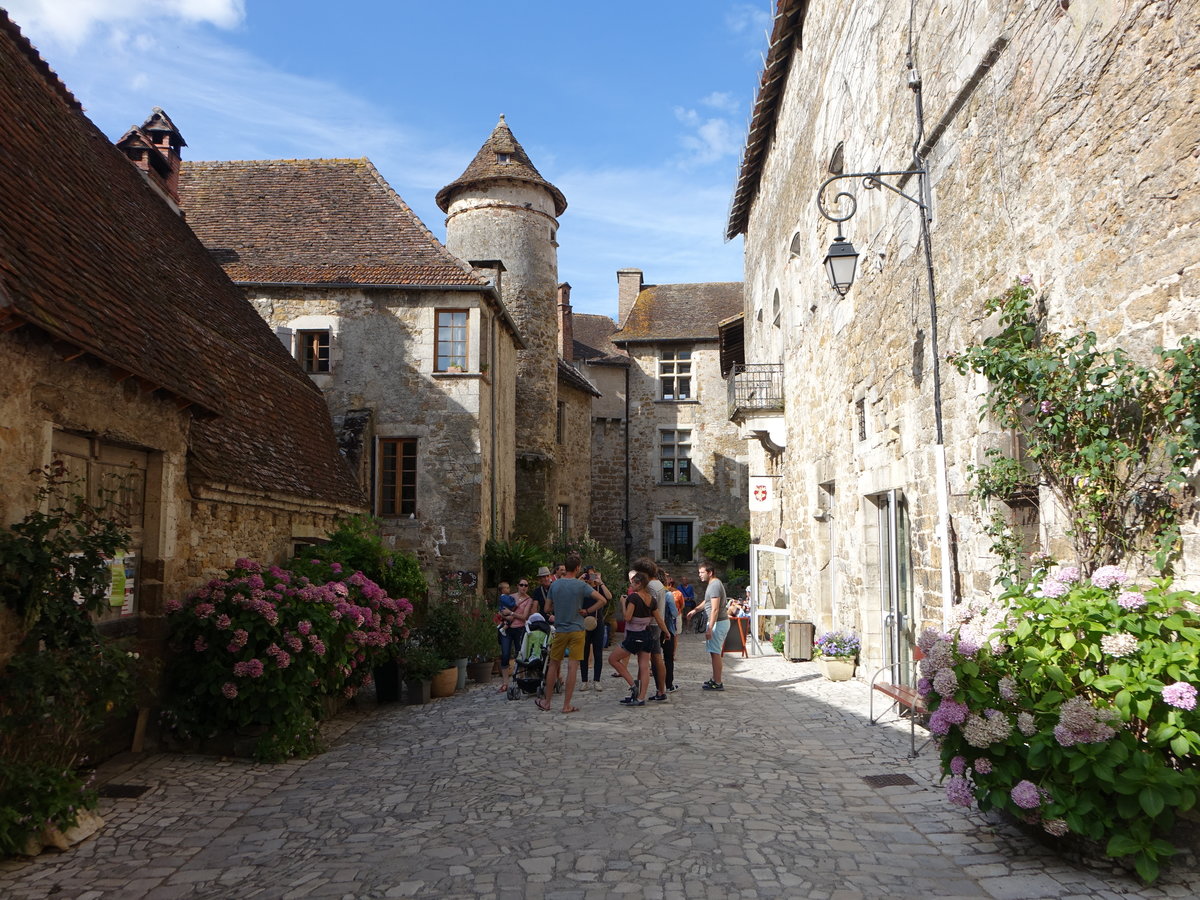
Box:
[507,614,553,701]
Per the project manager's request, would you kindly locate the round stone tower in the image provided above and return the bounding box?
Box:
[437,115,567,518]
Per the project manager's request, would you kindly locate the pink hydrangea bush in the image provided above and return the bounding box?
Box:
[924,568,1200,883]
[164,558,412,761]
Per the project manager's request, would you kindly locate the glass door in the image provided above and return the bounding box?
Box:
[749,544,790,655]
[877,489,913,680]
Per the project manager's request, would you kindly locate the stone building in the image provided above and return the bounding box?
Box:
[554,285,602,539]
[177,155,523,577]
[437,116,576,528]
[611,270,748,568]
[0,14,363,663]
[726,0,1199,672]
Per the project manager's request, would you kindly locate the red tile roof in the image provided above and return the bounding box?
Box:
[0,13,363,508]
[612,283,744,343]
[180,158,487,288]
[436,115,567,215]
[573,313,628,365]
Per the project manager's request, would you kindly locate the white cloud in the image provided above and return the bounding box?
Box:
[673,106,742,167]
[4,0,245,49]
[725,3,772,36]
[702,91,740,114]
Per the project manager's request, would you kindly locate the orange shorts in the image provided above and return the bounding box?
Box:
[549,630,585,661]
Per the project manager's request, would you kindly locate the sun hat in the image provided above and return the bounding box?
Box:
[536,566,553,577]
[583,616,598,631]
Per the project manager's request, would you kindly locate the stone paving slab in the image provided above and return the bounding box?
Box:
[1,636,1197,899]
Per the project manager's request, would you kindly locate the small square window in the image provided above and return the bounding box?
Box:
[297,329,331,374]
[435,310,468,372]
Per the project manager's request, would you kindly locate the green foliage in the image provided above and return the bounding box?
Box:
[417,599,466,662]
[723,568,750,596]
[950,280,1200,576]
[290,515,427,607]
[927,567,1200,883]
[697,523,750,565]
[0,462,131,645]
[550,531,626,593]
[771,629,786,655]
[461,598,500,662]
[0,465,138,854]
[483,536,549,587]
[397,641,446,681]
[162,559,412,762]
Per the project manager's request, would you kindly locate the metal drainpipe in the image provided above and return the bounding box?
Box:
[623,363,632,568]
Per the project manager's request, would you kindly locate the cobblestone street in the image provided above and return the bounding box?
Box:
[2,636,1197,900]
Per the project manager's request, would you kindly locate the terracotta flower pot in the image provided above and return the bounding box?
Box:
[431,666,458,698]
[467,660,493,684]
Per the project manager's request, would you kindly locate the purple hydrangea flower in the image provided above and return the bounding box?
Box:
[950,755,967,776]
[1039,400,1053,414]
[1091,566,1129,589]
[1116,591,1146,610]
[946,776,974,808]
[973,758,993,775]
[1163,682,1198,711]
[1039,580,1069,599]
[1010,780,1042,809]
[221,682,238,699]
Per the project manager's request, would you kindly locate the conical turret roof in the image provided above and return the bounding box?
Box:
[436,115,566,215]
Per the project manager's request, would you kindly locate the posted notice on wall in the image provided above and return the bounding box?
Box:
[108,551,137,616]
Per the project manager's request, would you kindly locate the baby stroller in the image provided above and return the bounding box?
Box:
[507,616,552,701]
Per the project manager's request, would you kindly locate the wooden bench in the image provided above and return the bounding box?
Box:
[869,646,931,758]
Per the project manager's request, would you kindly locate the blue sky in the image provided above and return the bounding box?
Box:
[5,0,770,318]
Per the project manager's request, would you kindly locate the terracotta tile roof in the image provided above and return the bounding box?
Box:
[0,13,363,508]
[573,313,628,365]
[612,283,744,344]
[435,115,567,215]
[557,359,602,398]
[179,158,488,288]
[726,0,808,239]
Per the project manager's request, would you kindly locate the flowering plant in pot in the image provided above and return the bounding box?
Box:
[814,631,860,659]
[923,564,1200,883]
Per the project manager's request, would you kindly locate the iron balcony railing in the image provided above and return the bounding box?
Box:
[728,363,784,420]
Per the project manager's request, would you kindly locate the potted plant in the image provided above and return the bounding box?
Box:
[419,602,465,693]
[463,601,500,684]
[399,643,445,705]
[814,630,860,681]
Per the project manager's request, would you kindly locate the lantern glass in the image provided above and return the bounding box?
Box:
[823,237,859,296]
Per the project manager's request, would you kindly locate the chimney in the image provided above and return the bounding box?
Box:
[617,268,643,326]
[558,282,573,362]
[116,107,186,210]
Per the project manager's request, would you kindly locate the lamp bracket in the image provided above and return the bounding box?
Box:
[816,168,928,228]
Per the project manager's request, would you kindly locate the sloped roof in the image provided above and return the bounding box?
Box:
[612,283,744,344]
[557,359,602,398]
[435,115,567,215]
[180,158,488,288]
[573,313,628,365]
[726,0,809,239]
[0,13,362,508]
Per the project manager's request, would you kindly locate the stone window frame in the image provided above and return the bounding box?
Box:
[277,314,340,379]
[376,437,417,517]
[435,309,470,373]
[659,427,693,484]
[658,348,693,401]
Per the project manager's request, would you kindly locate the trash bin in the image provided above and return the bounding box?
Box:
[786,621,814,661]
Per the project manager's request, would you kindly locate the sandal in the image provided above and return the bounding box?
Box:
[563,705,580,714]
[497,684,509,693]
[535,698,551,712]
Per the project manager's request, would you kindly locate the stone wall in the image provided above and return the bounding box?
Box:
[554,380,594,541]
[247,285,517,578]
[740,0,1200,667]
[624,341,748,566]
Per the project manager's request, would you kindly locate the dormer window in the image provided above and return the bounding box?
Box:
[496,152,510,165]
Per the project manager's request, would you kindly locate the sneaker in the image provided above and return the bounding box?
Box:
[702,682,724,691]
[579,681,591,692]
[650,693,668,702]
[628,679,640,700]
[702,678,717,688]
[620,696,645,706]
[594,682,603,693]
[666,684,679,693]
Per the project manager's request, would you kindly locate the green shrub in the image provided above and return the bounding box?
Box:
[290,515,427,607]
[162,559,412,761]
[697,524,750,566]
[771,629,786,655]
[926,566,1200,883]
[483,536,549,587]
